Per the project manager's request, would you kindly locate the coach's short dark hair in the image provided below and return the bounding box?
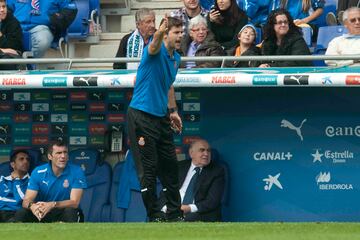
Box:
[160,16,183,34]
[47,140,67,155]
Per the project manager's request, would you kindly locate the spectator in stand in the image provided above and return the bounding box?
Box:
[170,0,209,37]
[259,8,313,67]
[277,0,324,40]
[179,15,225,68]
[0,150,30,222]
[7,0,77,58]
[327,0,360,25]
[14,141,87,223]
[325,7,360,67]
[225,23,260,68]
[207,0,248,50]
[0,0,23,70]
[113,8,156,70]
[236,0,277,27]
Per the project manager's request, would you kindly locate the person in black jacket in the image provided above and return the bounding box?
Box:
[0,0,23,70]
[113,8,155,69]
[160,139,225,222]
[226,23,260,68]
[259,8,313,67]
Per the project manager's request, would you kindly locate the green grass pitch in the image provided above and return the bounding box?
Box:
[1,222,360,240]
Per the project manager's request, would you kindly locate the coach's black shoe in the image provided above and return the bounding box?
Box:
[167,216,185,222]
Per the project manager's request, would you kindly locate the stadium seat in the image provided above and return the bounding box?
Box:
[69,148,112,222]
[255,27,262,45]
[313,26,348,66]
[0,161,10,177]
[312,0,337,27]
[301,27,312,47]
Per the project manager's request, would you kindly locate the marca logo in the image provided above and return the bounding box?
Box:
[325,125,360,137]
[108,92,124,100]
[32,92,50,101]
[312,149,354,164]
[14,114,31,123]
[316,171,353,190]
[70,123,87,134]
[183,114,200,122]
[52,93,68,100]
[13,92,30,101]
[71,114,87,122]
[42,77,67,87]
[33,114,49,122]
[254,152,292,161]
[0,136,11,144]
[345,75,360,85]
[89,92,105,100]
[89,103,105,112]
[183,92,200,100]
[89,114,105,121]
[32,136,49,145]
[280,119,307,141]
[263,173,283,191]
[69,136,87,145]
[183,136,201,145]
[15,103,30,112]
[183,103,200,112]
[70,92,87,101]
[89,136,104,145]
[0,125,11,134]
[252,75,278,85]
[73,77,98,86]
[32,124,49,134]
[89,123,106,135]
[2,77,26,86]
[32,103,49,112]
[0,103,12,112]
[108,103,124,112]
[71,103,87,111]
[52,103,68,112]
[51,114,68,123]
[108,114,125,122]
[211,75,236,84]
[283,75,309,85]
[0,115,11,123]
[13,137,31,145]
[14,124,31,134]
[51,124,68,135]
[0,92,11,101]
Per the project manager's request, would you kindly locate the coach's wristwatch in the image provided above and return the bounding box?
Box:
[28,202,34,209]
[169,107,178,113]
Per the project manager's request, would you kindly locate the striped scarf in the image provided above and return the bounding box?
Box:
[126,29,144,70]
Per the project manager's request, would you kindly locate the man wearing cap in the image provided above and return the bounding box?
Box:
[0,150,30,222]
[14,141,87,222]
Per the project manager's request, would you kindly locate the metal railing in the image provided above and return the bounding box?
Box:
[0,55,359,70]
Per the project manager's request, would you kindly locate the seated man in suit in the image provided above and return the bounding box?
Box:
[0,150,30,222]
[162,138,225,222]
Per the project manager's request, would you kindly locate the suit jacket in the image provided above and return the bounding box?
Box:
[178,159,225,222]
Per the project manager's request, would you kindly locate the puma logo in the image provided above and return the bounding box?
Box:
[281,119,307,141]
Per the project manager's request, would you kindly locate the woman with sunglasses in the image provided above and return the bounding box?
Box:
[259,8,312,67]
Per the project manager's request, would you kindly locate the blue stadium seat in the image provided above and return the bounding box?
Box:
[313,26,348,66]
[69,148,112,222]
[66,0,90,40]
[301,27,312,47]
[312,0,337,27]
[0,161,10,177]
[255,27,262,44]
